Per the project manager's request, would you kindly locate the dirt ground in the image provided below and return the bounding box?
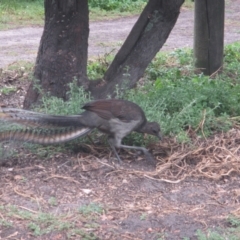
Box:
[0,1,240,240]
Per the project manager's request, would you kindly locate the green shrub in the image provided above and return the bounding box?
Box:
[38,80,92,115]
[88,0,147,12]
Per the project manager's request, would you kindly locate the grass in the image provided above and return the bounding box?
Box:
[137,48,240,138]
[89,0,147,21]
[0,203,102,238]
[0,0,194,29]
[196,216,240,240]
[0,0,44,29]
[5,203,239,239]
[0,86,17,95]
[0,0,145,29]
[78,203,104,216]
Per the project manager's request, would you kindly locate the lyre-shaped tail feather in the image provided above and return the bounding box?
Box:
[0,127,92,144]
[0,107,84,128]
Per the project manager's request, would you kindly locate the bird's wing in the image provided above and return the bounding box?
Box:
[82,100,115,120]
[82,99,143,122]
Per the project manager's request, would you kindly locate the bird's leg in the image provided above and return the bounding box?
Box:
[108,137,155,163]
[119,144,155,162]
[107,139,122,163]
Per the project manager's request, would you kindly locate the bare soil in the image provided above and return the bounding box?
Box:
[0,1,240,240]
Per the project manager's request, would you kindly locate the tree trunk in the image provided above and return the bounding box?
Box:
[24,0,89,109]
[194,0,225,75]
[24,0,184,108]
[89,0,184,99]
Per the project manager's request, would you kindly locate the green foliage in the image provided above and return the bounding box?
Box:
[88,0,147,12]
[224,42,240,63]
[0,0,44,29]
[0,0,43,12]
[228,215,240,227]
[0,0,147,28]
[196,215,240,239]
[0,0,193,28]
[129,43,240,139]
[196,221,240,240]
[0,204,99,238]
[87,54,113,80]
[223,42,240,82]
[48,197,58,206]
[38,80,92,115]
[78,203,104,216]
[140,213,147,220]
[0,86,17,95]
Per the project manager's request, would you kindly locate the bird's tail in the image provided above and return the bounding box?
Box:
[0,107,84,128]
[0,107,92,144]
[0,127,92,144]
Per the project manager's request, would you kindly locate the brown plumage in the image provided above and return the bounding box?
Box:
[0,99,161,162]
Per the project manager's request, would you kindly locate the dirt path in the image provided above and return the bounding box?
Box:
[0,1,240,69]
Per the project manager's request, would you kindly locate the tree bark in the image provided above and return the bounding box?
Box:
[24,0,89,109]
[194,0,225,75]
[89,0,184,99]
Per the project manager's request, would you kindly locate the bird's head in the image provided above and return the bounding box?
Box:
[141,121,162,140]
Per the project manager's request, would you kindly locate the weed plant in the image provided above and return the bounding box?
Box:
[38,80,92,115]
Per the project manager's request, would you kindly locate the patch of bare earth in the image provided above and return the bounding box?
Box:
[1,1,240,239]
[0,130,240,239]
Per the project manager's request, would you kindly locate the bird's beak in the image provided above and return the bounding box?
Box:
[158,132,162,140]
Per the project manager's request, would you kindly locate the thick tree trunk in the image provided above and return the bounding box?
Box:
[24,0,89,109]
[89,0,184,99]
[194,0,225,75]
[24,0,184,108]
